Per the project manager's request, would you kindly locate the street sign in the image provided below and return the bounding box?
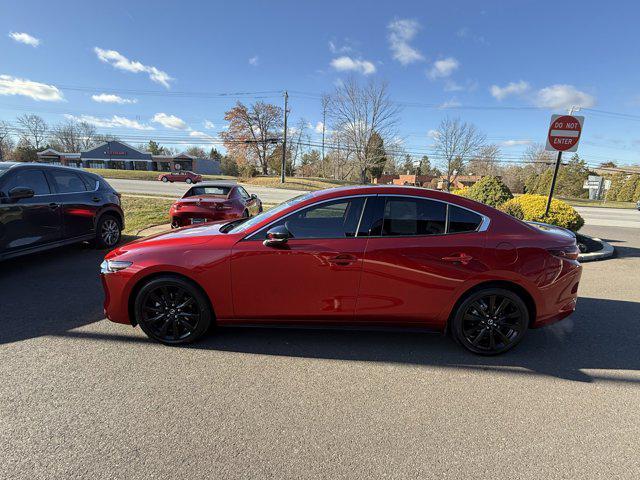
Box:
[545,114,584,152]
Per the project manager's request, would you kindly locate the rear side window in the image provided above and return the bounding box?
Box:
[3,170,51,195]
[237,187,250,199]
[381,197,446,236]
[448,205,483,233]
[80,173,98,191]
[49,171,87,193]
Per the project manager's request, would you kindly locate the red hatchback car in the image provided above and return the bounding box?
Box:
[101,186,582,355]
[158,170,202,184]
[169,182,263,228]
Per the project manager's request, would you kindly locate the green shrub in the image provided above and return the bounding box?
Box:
[616,174,640,202]
[458,176,513,207]
[500,194,584,231]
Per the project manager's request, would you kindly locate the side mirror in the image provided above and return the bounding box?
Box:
[263,225,291,247]
[9,186,35,201]
[250,194,258,200]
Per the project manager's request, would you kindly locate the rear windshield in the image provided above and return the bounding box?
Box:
[185,186,232,197]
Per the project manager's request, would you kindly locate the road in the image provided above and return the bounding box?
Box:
[1,212,639,479]
[574,205,640,229]
[107,178,306,205]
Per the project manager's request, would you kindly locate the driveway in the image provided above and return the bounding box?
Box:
[107,178,305,205]
[1,226,638,479]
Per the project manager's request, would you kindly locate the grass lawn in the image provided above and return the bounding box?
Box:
[242,176,356,191]
[86,168,235,182]
[121,195,175,235]
[559,197,637,209]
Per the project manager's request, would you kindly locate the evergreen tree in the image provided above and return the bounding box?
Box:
[365,132,387,180]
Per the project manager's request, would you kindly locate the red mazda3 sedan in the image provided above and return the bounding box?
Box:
[169,182,262,228]
[101,186,582,355]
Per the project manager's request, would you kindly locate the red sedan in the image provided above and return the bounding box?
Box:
[101,185,582,355]
[158,170,202,184]
[169,182,262,228]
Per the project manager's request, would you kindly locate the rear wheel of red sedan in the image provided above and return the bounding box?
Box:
[451,288,528,355]
[134,276,212,345]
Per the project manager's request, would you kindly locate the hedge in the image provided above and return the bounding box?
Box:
[454,176,513,207]
[500,194,584,231]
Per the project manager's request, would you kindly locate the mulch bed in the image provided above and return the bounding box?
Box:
[576,233,604,253]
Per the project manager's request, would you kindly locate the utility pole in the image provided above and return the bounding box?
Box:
[321,95,327,178]
[281,90,289,184]
[545,105,576,216]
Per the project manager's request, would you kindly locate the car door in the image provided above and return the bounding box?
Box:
[45,169,98,239]
[355,195,488,328]
[230,196,369,322]
[0,168,62,254]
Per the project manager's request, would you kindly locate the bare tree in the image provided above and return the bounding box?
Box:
[467,144,501,176]
[221,101,283,175]
[326,78,400,183]
[433,117,486,190]
[17,114,48,150]
[50,120,98,152]
[0,120,14,160]
[522,143,555,173]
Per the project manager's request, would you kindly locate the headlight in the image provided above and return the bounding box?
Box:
[100,260,132,274]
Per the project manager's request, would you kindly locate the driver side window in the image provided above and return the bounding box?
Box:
[3,170,51,195]
[252,197,366,240]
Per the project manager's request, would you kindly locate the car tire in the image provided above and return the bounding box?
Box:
[134,276,212,345]
[243,209,250,218]
[161,176,169,183]
[450,288,529,356]
[258,204,263,213]
[186,178,192,184]
[93,214,122,249]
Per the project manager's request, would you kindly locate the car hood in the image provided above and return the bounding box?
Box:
[108,221,229,257]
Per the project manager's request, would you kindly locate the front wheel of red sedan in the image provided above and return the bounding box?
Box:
[451,288,529,355]
[134,276,212,345]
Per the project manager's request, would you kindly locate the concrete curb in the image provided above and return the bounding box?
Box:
[578,237,615,262]
[137,224,171,237]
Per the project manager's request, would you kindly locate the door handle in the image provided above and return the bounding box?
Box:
[92,196,101,202]
[441,253,473,265]
[328,254,358,266]
[49,202,60,210]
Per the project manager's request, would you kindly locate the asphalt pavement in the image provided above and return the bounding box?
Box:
[107,178,305,204]
[1,212,639,479]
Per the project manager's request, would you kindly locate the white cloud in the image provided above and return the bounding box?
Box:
[0,74,63,101]
[428,57,459,79]
[328,40,354,54]
[439,98,461,109]
[534,84,596,110]
[64,114,153,130]
[203,120,215,129]
[8,32,40,47]
[152,112,188,130]
[427,129,440,140]
[330,56,376,75]
[501,139,533,147]
[94,47,173,88]
[248,56,259,66]
[314,121,324,134]
[490,80,530,100]
[91,93,138,104]
[189,130,214,139]
[387,19,424,65]
[444,79,478,92]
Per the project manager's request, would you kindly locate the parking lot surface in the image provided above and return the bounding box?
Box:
[1,222,639,479]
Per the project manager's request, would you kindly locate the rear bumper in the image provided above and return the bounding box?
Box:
[171,209,237,227]
[531,261,582,328]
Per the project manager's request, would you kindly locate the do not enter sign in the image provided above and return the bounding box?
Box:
[545,114,584,152]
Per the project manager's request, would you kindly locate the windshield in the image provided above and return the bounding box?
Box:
[227,193,312,233]
[185,186,232,197]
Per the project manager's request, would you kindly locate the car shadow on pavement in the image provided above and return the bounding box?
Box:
[187,296,639,384]
[0,242,114,345]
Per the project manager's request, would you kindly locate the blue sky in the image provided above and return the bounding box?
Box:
[1,0,639,167]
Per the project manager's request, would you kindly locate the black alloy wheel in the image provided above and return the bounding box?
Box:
[452,288,528,355]
[135,276,211,345]
[94,215,121,248]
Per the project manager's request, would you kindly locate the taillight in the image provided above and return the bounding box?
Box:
[548,245,580,260]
